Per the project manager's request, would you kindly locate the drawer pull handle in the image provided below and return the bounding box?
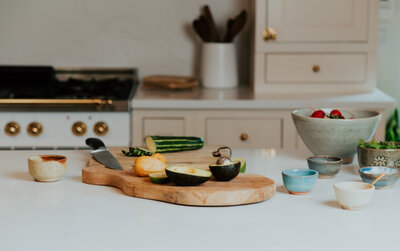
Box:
[262,28,277,41]
[240,133,248,141]
[312,65,320,73]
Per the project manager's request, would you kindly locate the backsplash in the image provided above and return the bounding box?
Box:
[0,0,252,84]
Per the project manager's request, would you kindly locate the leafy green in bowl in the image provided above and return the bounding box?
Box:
[358,139,400,149]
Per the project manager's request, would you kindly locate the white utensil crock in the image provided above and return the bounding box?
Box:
[201,43,238,89]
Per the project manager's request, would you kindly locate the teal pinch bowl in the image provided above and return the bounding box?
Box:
[359,166,400,189]
[307,156,343,179]
[282,169,318,195]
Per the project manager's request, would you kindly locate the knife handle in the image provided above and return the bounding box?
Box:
[85,138,106,150]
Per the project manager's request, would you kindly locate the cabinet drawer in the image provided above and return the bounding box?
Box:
[265,54,367,83]
[205,118,282,148]
[142,118,185,143]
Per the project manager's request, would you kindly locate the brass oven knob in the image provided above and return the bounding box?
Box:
[94,122,109,136]
[72,122,87,136]
[5,122,20,136]
[27,122,43,136]
[262,28,277,41]
[240,133,248,141]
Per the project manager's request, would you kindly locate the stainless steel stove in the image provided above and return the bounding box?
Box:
[0,66,139,149]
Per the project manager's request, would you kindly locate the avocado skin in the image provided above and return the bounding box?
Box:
[165,169,210,186]
[209,161,241,181]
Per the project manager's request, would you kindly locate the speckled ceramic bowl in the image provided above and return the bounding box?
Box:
[282,169,318,195]
[357,144,400,169]
[292,109,381,164]
[359,166,400,189]
[307,156,343,179]
[28,155,67,182]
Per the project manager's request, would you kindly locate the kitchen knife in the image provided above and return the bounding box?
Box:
[85,138,123,170]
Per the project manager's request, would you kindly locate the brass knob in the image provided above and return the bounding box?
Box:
[312,65,320,73]
[262,28,277,41]
[27,122,43,136]
[5,122,20,136]
[240,133,248,141]
[72,122,87,136]
[94,121,109,136]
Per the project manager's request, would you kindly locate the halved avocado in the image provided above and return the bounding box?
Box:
[165,165,211,186]
[209,161,241,181]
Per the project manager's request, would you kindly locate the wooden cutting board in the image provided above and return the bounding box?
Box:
[82,146,275,206]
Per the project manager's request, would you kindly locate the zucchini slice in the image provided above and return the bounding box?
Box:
[149,172,169,184]
[145,136,204,153]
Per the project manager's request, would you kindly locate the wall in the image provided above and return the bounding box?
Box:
[0,0,251,84]
[378,0,400,105]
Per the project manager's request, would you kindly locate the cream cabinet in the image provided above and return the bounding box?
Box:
[266,0,369,43]
[133,109,300,149]
[253,0,378,95]
[132,108,387,150]
[132,110,195,145]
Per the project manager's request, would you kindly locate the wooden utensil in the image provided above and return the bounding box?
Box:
[192,19,209,42]
[83,146,276,206]
[367,171,386,189]
[202,5,220,42]
[223,18,234,43]
[225,10,247,42]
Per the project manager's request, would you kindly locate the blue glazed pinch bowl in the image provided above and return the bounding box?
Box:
[282,169,318,195]
[359,166,400,189]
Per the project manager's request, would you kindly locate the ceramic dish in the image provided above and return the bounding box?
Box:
[359,166,400,189]
[357,144,400,169]
[333,181,375,210]
[307,156,343,179]
[28,155,67,182]
[282,169,318,195]
[292,109,381,164]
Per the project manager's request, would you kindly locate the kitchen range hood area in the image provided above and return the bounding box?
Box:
[0,1,399,251]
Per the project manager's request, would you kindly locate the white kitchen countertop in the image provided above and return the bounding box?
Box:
[132,86,396,110]
[1,149,400,251]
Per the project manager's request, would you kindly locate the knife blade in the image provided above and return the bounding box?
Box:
[85,138,123,170]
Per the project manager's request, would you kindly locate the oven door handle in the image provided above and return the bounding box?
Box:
[0,99,113,105]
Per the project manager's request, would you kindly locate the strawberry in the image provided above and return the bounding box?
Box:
[310,110,326,118]
[330,109,344,119]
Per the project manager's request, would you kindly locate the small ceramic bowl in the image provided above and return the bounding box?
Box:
[333,181,375,210]
[307,156,343,179]
[28,155,67,182]
[282,169,318,195]
[359,166,400,189]
[357,144,400,169]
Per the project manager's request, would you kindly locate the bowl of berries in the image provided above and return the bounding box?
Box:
[292,108,382,164]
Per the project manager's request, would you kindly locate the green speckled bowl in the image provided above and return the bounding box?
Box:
[357,144,400,169]
[292,109,381,164]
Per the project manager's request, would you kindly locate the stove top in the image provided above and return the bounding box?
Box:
[0,66,139,111]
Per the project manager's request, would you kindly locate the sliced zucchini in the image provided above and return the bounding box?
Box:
[232,157,246,173]
[149,172,169,184]
[145,136,204,153]
[165,165,211,186]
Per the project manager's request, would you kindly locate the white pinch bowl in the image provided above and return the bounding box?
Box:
[333,181,375,210]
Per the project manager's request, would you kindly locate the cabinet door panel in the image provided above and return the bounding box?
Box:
[143,118,185,139]
[205,118,282,149]
[267,0,368,42]
[265,53,367,83]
